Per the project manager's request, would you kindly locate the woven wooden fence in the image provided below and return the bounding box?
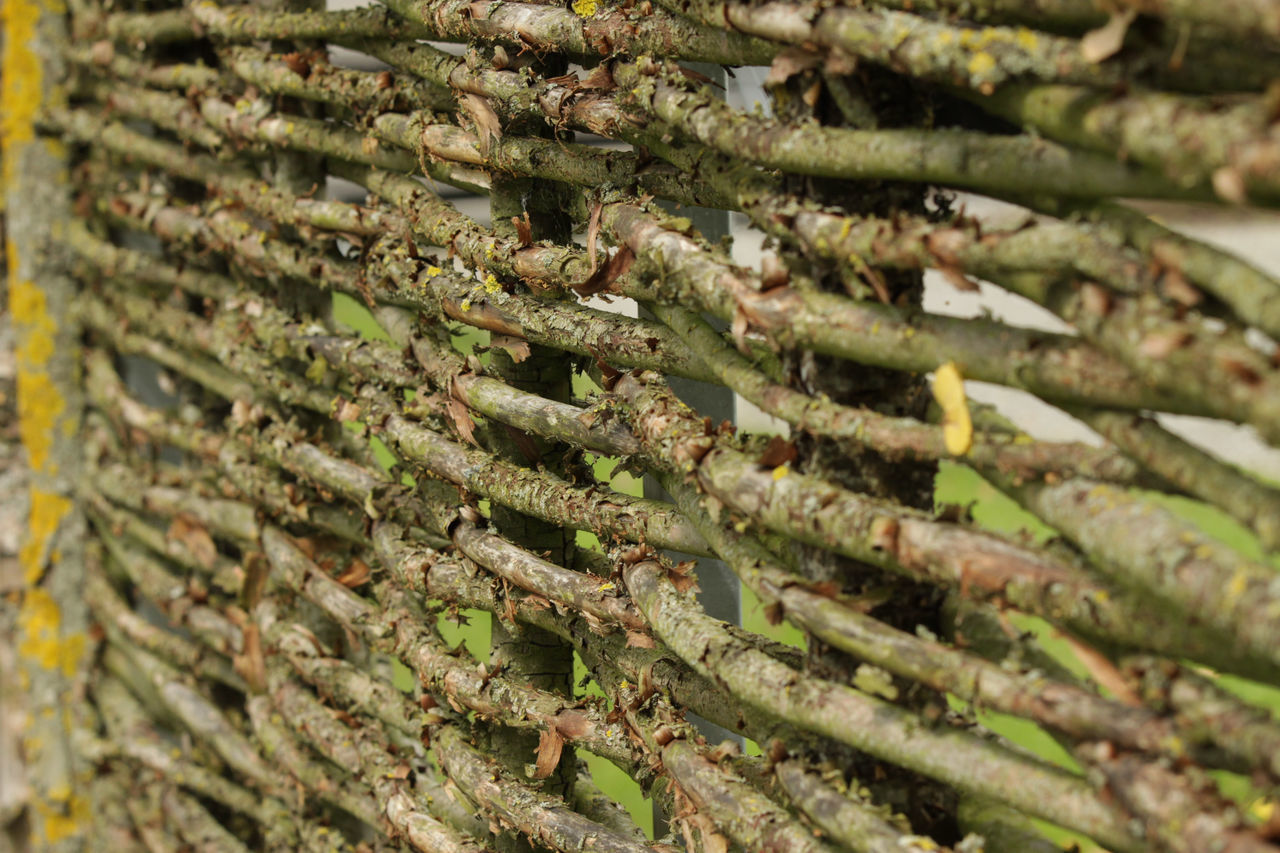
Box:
[6,0,1280,850]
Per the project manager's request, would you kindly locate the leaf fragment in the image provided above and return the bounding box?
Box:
[533,728,564,779]
[1080,8,1136,63]
[459,93,502,155]
[931,361,972,456]
[167,514,217,570]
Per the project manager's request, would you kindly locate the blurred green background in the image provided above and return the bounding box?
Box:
[335,292,1280,850]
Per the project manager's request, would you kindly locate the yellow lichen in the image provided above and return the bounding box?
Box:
[1015,27,1039,50]
[19,489,71,585]
[426,265,443,277]
[19,588,85,676]
[1,0,53,187]
[772,464,789,481]
[483,273,501,293]
[571,0,597,16]
[967,51,996,77]
[931,362,972,456]
[33,794,90,844]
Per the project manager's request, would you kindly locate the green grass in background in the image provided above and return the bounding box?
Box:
[339,294,1279,848]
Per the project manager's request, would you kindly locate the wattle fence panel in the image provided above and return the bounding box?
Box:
[5,0,1280,850]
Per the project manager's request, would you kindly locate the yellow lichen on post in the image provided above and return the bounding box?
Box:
[18,588,85,678]
[931,361,973,456]
[4,1,87,848]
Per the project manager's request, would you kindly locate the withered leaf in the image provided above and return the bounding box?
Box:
[1159,268,1202,308]
[459,93,502,155]
[241,551,270,611]
[676,66,721,89]
[679,812,729,853]
[626,629,657,648]
[334,398,362,423]
[1138,329,1193,359]
[533,728,564,779]
[1080,8,1136,63]
[574,246,635,296]
[938,264,980,293]
[760,252,789,291]
[1079,282,1113,316]
[758,435,797,468]
[667,561,699,594]
[801,79,822,108]
[234,623,267,693]
[503,423,543,466]
[490,334,532,364]
[580,63,615,91]
[335,557,373,589]
[731,306,750,353]
[168,514,217,570]
[1220,357,1264,386]
[764,601,784,626]
[1059,632,1142,707]
[446,399,479,445]
[512,211,533,246]
[766,47,822,86]
[552,710,594,739]
[1212,166,1248,205]
[282,51,312,77]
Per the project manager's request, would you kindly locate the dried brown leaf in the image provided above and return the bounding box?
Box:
[758,435,797,468]
[679,812,729,853]
[764,602,784,626]
[334,398,362,423]
[490,334,531,364]
[1060,631,1142,707]
[1080,9,1136,63]
[282,51,312,77]
[241,551,270,611]
[767,48,823,87]
[335,557,373,589]
[553,710,594,739]
[1079,282,1113,316]
[1219,357,1264,386]
[1159,268,1202,308]
[533,728,564,779]
[731,306,750,353]
[801,79,822,108]
[234,622,267,693]
[1212,166,1248,204]
[512,211,533,246]
[580,63,615,91]
[446,399,478,445]
[626,629,657,648]
[167,514,217,570]
[760,252,789,291]
[667,561,700,594]
[939,264,980,292]
[459,93,502,154]
[575,245,635,296]
[1138,329,1192,359]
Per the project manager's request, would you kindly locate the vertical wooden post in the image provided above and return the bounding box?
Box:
[483,129,578,849]
[3,2,90,848]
